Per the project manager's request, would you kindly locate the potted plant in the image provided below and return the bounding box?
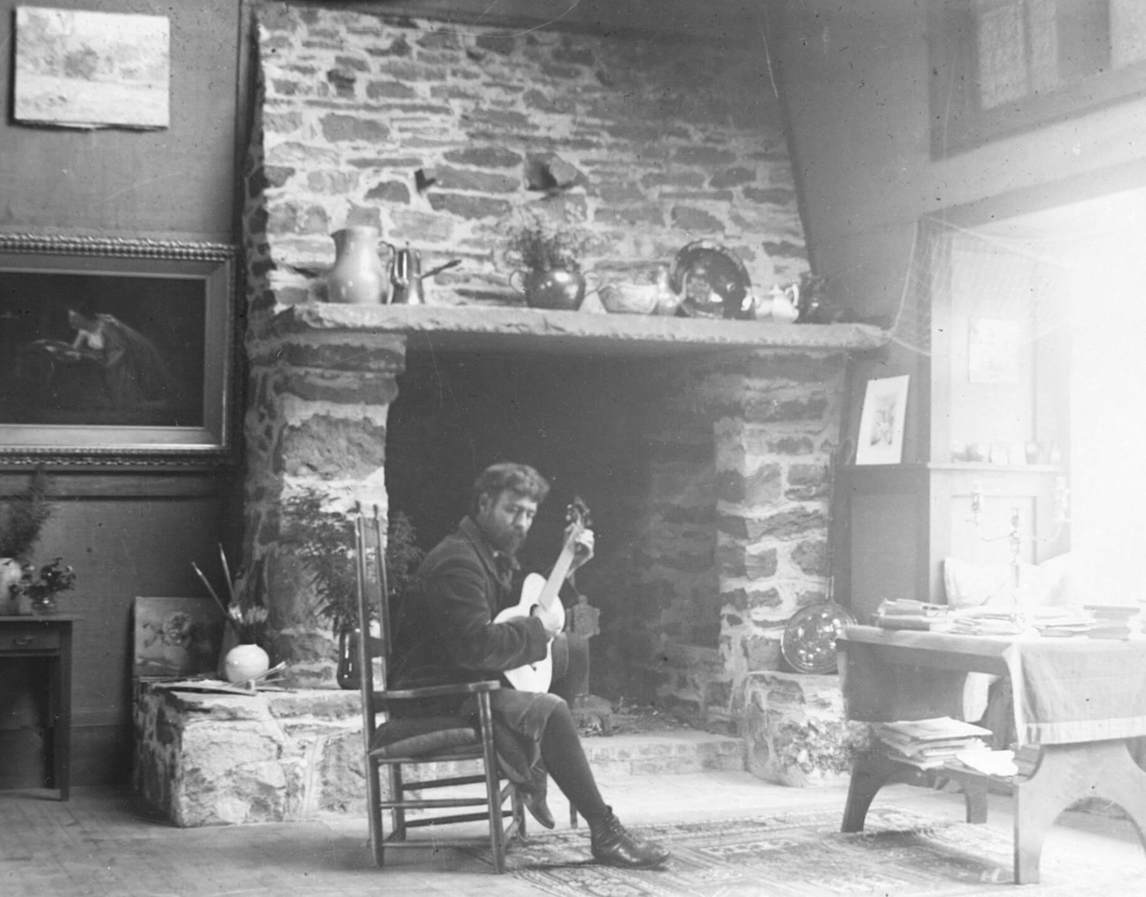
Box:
[502,205,596,310]
[284,490,423,688]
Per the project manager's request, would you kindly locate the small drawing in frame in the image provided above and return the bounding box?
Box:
[855,375,910,465]
[133,596,225,680]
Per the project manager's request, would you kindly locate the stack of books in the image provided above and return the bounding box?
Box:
[1083,604,1141,639]
[873,717,993,770]
[874,599,951,631]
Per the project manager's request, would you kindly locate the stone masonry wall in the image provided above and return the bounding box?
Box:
[240,2,829,689]
[616,350,846,727]
[247,1,807,315]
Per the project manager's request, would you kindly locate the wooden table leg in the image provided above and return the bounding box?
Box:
[1013,739,1146,884]
[56,622,72,801]
[842,752,927,832]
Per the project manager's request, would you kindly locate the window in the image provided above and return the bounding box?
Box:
[929,0,1146,155]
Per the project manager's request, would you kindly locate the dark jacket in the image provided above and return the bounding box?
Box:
[391,516,549,700]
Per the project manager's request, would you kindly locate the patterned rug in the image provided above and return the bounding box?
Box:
[476,807,1144,897]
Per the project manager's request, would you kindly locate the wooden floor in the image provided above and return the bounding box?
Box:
[2,773,1145,897]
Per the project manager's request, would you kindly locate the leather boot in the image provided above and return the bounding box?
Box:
[520,769,555,829]
[589,807,670,868]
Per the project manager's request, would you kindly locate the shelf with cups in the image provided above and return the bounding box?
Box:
[261,302,890,358]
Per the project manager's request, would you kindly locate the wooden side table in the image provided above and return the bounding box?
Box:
[838,625,1146,884]
[0,614,75,800]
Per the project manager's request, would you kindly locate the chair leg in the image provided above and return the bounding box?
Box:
[513,785,527,836]
[367,759,385,867]
[475,691,509,873]
[388,765,407,842]
[569,801,578,828]
[484,755,507,873]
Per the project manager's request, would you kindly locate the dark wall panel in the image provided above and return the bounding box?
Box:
[0,0,245,785]
[0,0,243,241]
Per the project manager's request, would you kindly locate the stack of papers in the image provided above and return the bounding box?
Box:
[1029,607,1096,638]
[945,749,1018,777]
[1081,604,1141,639]
[874,717,993,769]
[946,609,1024,636]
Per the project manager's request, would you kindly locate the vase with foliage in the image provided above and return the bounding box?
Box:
[503,206,596,310]
[284,490,424,689]
[191,546,271,683]
[17,557,77,615]
[0,469,75,615]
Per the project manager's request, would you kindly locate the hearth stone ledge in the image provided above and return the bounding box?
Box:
[133,676,849,826]
[254,303,889,357]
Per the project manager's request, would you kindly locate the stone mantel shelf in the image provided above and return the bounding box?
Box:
[264,303,890,357]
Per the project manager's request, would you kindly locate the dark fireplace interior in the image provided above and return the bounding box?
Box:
[385,346,716,701]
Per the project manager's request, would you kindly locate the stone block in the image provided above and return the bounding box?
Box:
[742,671,856,788]
[134,685,363,827]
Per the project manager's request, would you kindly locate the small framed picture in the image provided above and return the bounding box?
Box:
[968,317,1021,384]
[855,375,910,465]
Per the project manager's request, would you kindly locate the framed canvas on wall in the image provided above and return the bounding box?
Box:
[0,234,237,468]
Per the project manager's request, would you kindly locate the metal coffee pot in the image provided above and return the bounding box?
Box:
[388,244,423,305]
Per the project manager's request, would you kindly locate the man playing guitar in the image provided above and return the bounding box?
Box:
[390,462,670,869]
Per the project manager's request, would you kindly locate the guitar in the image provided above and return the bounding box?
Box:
[494,497,592,693]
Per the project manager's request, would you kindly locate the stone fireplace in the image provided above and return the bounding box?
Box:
[237,2,886,728]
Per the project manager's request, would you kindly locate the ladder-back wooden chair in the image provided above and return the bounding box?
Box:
[354,504,525,872]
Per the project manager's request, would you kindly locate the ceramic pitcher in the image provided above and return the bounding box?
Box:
[327,226,389,304]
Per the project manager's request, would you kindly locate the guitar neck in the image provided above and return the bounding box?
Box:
[534,541,577,613]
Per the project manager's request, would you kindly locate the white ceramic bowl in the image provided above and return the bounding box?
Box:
[598,282,660,314]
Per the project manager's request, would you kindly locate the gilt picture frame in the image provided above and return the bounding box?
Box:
[0,234,236,468]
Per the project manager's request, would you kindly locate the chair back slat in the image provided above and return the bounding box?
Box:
[354,506,381,739]
[368,505,395,671]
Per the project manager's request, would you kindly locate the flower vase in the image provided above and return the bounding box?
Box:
[31,594,57,615]
[336,626,362,690]
[510,268,587,310]
[223,643,270,684]
[14,591,34,616]
[1,559,22,615]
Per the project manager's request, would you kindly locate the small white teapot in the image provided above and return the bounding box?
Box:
[770,284,797,323]
[758,283,799,323]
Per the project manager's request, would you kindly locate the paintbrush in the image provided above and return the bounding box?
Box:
[191,561,230,619]
[217,543,237,605]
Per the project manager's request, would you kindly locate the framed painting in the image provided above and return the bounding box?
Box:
[133,596,225,680]
[855,375,910,465]
[0,234,236,467]
[14,6,170,130]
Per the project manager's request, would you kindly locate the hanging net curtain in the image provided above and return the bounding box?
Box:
[886,216,1075,360]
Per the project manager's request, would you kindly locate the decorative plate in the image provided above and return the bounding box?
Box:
[780,602,855,674]
[669,240,752,319]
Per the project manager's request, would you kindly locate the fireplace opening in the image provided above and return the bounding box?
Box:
[385,346,719,704]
